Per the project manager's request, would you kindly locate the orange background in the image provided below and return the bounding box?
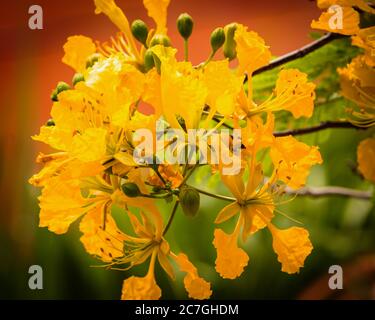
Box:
[0,0,320,232]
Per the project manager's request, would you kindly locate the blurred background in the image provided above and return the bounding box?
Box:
[1,0,374,299]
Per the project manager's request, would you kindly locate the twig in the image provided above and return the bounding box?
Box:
[247,33,345,79]
[274,121,363,137]
[285,186,372,200]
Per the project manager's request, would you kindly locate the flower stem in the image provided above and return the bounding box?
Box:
[190,186,236,202]
[163,201,180,236]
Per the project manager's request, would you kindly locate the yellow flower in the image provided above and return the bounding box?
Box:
[62,36,96,72]
[121,250,162,300]
[234,24,271,75]
[352,27,375,67]
[270,136,323,189]
[94,0,140,61]
[244,69,316,119]
[173,253,212,299]
[357,138,375,182]
[269,224,313,274]
[143,0,171,34]
[214,154,316,275]
[311,6,360,35]
[114,209,211,300]
[338,55,375,126]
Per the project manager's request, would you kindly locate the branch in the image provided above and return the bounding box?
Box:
[247,33,345,79]
[285,186,372,200]
[274,121,363,137]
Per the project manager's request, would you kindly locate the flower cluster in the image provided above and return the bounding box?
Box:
[30,0,324,299]
[312,0,375,183]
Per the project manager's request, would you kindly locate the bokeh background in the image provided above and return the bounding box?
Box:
[1,0,374,299]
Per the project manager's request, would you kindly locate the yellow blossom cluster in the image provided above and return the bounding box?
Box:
[30,0,324,299]
[312,0,375,184]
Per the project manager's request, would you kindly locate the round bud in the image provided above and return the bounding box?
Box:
[210,27,225,53]
[223,23,237,61]
[46,119,55,127]
[131,19,149,46]
[144,49,155,72]
[72,73,85,86]
[121,183,141,198]
[179,186,200,218]
[150,34,171,47]
[86,53,101,69]
[177,13,194,40]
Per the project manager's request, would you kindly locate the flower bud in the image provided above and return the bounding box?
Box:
[144,49,155,72]
[131,19,149,46]
[179,186,200,218]
[177,13,194,40]
[72,73,85,86]
[51,81,70,102]
[121,182,141,198]
[150,34,171,47]
[86,53,101,69]
[210,27,225,53]
[46,119,55,127]
[223,23,237,61]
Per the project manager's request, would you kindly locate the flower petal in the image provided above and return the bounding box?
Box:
[174,253,212,300]
[270,225,313,274]
[213,228,249,279]
[121,275,161,300]
[62,35,96,72]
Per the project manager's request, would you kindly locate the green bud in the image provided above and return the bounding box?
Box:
[46,119,55,127]
[210,27,225,53]
[239,119,247,128]
[121,182,141,198]
[51,81,70,102]
[144,49,155,72]
[86,53,101,69]
[179,186,200,218]
[131,19,149,46]
[223,23,237,61]
[72,73,85,86]
[177,13,194,40]
[150,34,171,47]
[51,89,58,102]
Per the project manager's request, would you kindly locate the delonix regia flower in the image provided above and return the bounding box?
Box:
[30,0,326,300]
[311,0,375,183]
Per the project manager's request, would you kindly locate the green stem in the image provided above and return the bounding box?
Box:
[163,201,180,236]
[141,193,171,199]
[189,186,235,202]
[184,39,189,61]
